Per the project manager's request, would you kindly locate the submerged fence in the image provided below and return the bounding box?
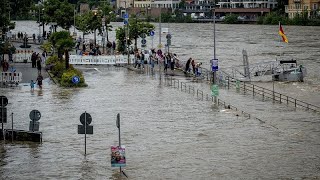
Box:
[164,76,264,122]
[198,68,320,113]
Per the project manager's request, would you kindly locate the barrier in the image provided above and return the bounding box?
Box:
[69,55,136,65]
[14,49,34,63]
[1,72,22,85]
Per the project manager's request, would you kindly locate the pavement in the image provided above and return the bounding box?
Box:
[8,62,49,83]
[1,40,49,84]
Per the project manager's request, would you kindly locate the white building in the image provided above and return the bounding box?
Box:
[217,0,278,9]
[132,0,180,10]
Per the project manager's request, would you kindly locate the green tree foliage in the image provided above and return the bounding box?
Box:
[43,0,74,30]
[116,18,155,53]
[0,0,11,34]
[49,31,75,69]
[9,0,34,19]
[224,14,238,24]
[115,27,126,53]
[129,15,155,50]
[46,55,86,87]
[75,11,102,40]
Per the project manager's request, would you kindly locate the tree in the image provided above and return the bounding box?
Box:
[75,10,102,45]
[128,16,155,51]
[9,0,34,19]
[43,0,74,30]
[0,0,11,35]
[49,31,75,69]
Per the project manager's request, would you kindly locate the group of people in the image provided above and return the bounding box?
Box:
[30,51,47,90]
[133,48,181,73]
[76,36,117,56]
[185,58,202,76]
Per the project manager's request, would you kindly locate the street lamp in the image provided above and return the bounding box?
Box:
[122,1,130,64]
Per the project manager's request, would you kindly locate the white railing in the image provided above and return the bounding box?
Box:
[1,72,22,84]
[69,55,136,65]
[14,49,35,63]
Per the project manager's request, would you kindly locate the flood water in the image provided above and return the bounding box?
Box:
[0,21,319,179]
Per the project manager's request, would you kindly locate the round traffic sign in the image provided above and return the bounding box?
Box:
[141,39,147,45]
[150,31,155,36]
[80,112,92,125]
[0,96,8,107]
[29,110,41,121]
[72,76,80,84]
[166,34,172,39]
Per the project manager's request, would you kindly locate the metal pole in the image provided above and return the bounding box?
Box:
[213,8,217,104]
[1,98,3,140]
[39,5,41,43]
[273,81,275,102]
[74,7,76,34]
[117,113,121,174]
[11,112,13,142]
[85,111,87,156]
[159,5,161,48]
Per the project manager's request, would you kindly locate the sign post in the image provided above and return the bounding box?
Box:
[29,110,41,132]
[114,113,127,177]
[1,96,8,140]
[211,59,218,104]
[78,111,93,156]
[150,31,155,49]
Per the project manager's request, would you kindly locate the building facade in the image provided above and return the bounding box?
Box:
[285,0,320,18]
[217,0,277,9]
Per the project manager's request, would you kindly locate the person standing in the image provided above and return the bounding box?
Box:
[42,50,47,64]
[30,80,35,91]
[36,73,43,89]
[36,56,42,74]
[185,58,192,74]
[31,52,37,68]
[191,59,196,74]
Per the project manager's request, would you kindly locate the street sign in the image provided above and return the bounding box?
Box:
[211,59,218,72]
[150,31,155,36]
[167,39,171,46]
[80,112,92,125]
[72,76,80,84]
[0,108,7,123]
[166,34,172,39]
[211,85,219,97]
[29,110,41,121]
[116,113,120,128]
[78,125,93,134]
[141,39,147,45]
[29,121,40,131]
[123,13,128,25]
[0,96,8,107]
[141,44,146,48]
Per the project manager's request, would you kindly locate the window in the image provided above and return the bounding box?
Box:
[313,3,318,10]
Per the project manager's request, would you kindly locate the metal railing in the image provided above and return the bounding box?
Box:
[164,76,264,122]
[217,71,320,113]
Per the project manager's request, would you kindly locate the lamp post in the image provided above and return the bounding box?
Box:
[212,7,217,104]
[122,1,130,64]
[38,1,41,43]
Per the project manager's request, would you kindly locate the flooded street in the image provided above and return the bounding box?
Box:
[0,21,319,179]
[1,67,320,179]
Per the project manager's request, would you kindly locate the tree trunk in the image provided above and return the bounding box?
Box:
[134,37,137,51]
[65,50,69,69]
